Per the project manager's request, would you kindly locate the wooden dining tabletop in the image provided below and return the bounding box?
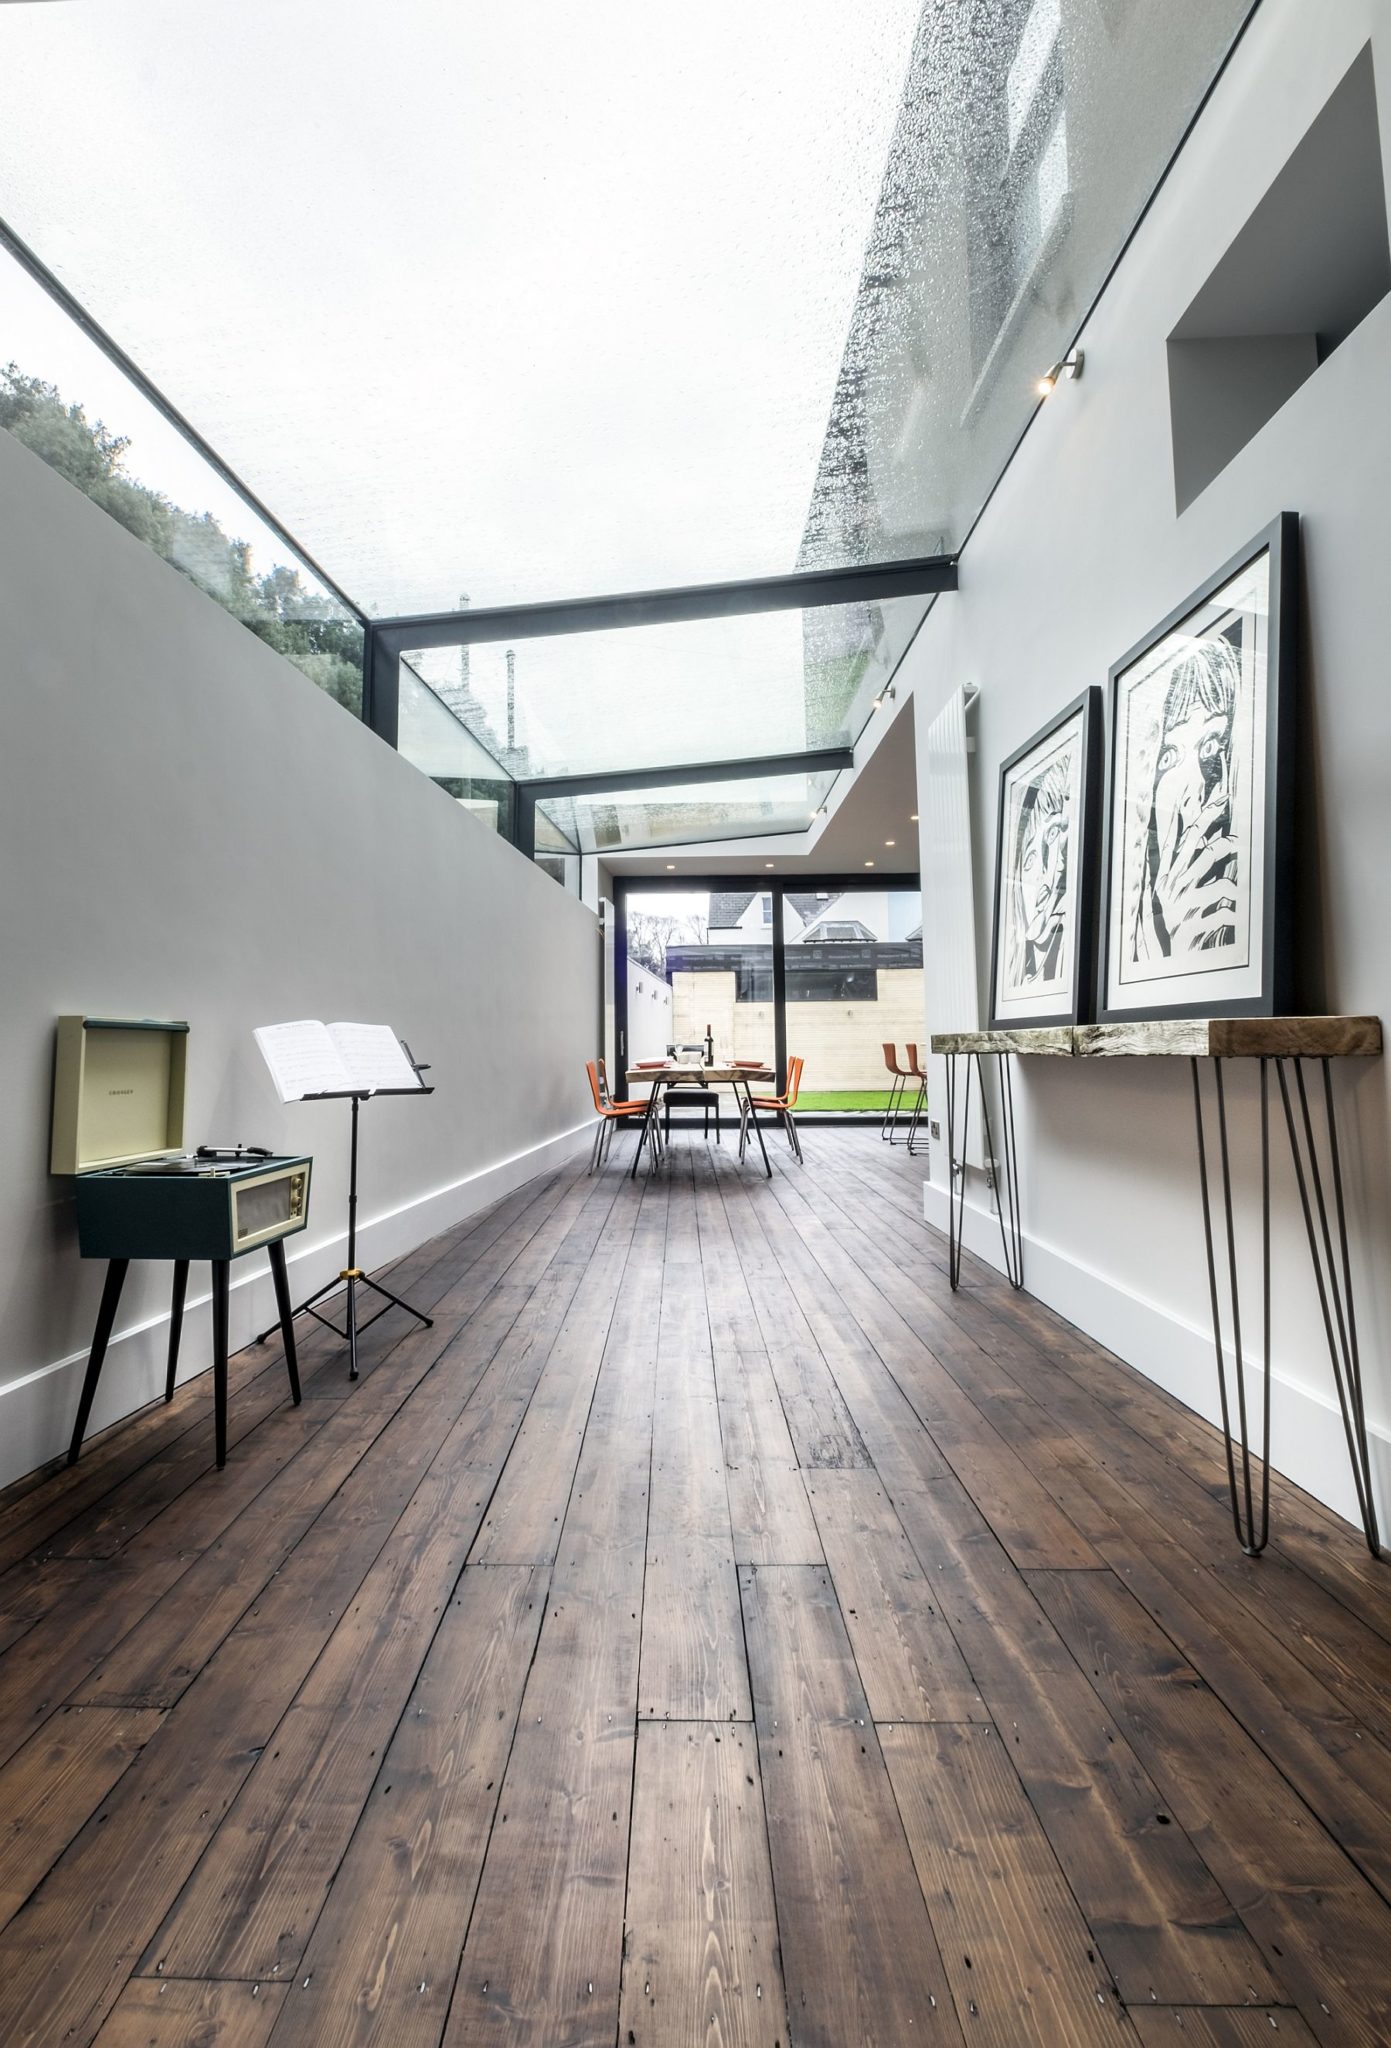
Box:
[625,1064,774,1085]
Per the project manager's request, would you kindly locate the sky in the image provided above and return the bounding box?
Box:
[0,0,923,616]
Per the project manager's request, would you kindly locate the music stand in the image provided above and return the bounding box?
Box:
[256,1044,435,1380]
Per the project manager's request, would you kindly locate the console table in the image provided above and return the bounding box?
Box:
[929,1017,1383,1559]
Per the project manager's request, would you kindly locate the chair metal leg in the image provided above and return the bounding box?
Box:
[785,1108,804,1164]
[632,1088,664,1177]
[165,1260,189,1402]
[881,1073,904,1140]
[68,1258,130,1465]
[905,1079,927,1157]
[740,1080,773,1177]
[589,1117,603,1173]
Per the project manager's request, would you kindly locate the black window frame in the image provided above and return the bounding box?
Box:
[613,870,923,1116]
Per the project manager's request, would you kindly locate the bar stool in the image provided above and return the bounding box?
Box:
[904,1043,928,1156]
[882,1042,914,1142]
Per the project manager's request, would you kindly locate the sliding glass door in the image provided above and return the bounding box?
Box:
[615,877,923,1116]
[783,884,923,1111]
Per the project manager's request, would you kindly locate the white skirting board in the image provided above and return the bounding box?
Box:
[923,1175,1389,1538]
[0,1118,596,1493]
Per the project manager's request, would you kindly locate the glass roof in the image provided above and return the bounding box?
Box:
[403,592,927,781]
[540,767,842,856]
[0,0,1251,621]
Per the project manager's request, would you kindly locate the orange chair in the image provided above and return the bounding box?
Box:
[739,1055,805,1166]
[585,1060,649,1172]
[881,1042,914,1143]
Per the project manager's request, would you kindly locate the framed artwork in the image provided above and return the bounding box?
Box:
[988,687,1103,1029]
[1097,512,1298,1022]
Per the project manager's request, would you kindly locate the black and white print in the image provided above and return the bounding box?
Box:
[1114,564,1263,990]
[1099,517,1298,1021]
[989,690,1101,1029]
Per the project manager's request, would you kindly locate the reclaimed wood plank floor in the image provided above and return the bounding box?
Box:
[1,1130,1391,2044]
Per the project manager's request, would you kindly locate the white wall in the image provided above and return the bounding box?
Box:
[625,957,673,1062]
[0,429,599,1485]
[913,0,1391,1529]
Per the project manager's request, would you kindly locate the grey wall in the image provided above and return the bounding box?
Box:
[912,0,1391,1526]
[0,428,599,1483]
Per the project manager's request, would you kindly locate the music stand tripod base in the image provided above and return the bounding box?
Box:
[256,1082,434,1380]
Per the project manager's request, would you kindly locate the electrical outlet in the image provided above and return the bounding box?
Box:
[929,1119,941,1141]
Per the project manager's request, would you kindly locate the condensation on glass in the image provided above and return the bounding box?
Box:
[801,0,1252,572]
[0,2,1250,616]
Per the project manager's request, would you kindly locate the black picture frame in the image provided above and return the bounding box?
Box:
[1096,512,1298,1023]
[987,687,1103,1031]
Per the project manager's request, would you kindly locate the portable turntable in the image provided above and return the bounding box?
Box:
[51,1017,312,1469]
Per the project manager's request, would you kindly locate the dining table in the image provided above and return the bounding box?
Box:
[625,1063,776,1178]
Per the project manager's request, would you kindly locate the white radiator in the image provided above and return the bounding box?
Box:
[920,686,984,1167]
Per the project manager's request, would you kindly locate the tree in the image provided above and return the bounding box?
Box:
[626,910,682,978]
[0,364,364,714]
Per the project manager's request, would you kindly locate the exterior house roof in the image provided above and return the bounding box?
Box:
[708,890,757,928]
[786,891,837,921]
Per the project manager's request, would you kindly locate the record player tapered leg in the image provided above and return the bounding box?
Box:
[68,1258,129,1466]
[165,1262,189,1403]
[268,1241,301,1405]
[211,1260,230,1469]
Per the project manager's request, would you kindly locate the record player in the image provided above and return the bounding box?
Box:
[51,1016,311,1467]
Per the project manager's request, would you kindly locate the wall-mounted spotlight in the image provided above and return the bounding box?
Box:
[871,681,899,711]
[1037,347,1084,396]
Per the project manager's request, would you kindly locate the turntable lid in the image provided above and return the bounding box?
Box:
[51,1016,189,1175]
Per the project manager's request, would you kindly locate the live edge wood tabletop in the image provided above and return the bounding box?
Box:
[931,1016,1383,1059]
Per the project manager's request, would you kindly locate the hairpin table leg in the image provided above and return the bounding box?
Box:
[1276,1055,1380,1557]
[944,1053,969,1291]
[975,1052,1024,1289]
[1192,1056,1271,1556]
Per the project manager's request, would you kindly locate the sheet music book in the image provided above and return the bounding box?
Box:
[254,1021,425,1103]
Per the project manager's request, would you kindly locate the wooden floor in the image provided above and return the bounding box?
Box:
[4,1134,1391,2045]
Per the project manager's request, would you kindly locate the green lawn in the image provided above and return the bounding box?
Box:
[794,1090,906,1112]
